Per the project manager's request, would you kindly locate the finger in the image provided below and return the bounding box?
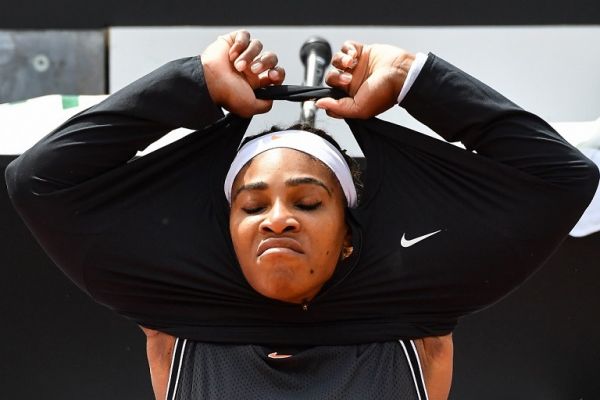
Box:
[341,41,360,58]
[237,99,272,117]
[252,98,274,114]
[314,98,345,119]
[235,39,263,72]
[228,30,250,61]
[331,50,359,70]
[257,66,285,86]
[324,68,353,88]
[331,52,353,70]
[249,51,278,75]
[339,41,363,68]
[315,97,366,119]
[325,109,344,119]
[270,66,285,85]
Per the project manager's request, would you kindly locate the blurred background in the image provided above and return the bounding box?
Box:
[1,1,599,398]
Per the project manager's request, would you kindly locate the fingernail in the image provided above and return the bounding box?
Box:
[340,72,353,83]
[235,60,246,71]
[343,55,355,67]
[314,99,327,109]
[250,62,263,73]
[269,69,279,80]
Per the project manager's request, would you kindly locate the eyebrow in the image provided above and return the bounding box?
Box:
[286,177,332,196]
[233,177,332,200]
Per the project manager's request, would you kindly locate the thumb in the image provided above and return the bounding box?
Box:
[315,97,362,119]
[245,99,273,117]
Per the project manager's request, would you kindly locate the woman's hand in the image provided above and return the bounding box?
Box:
[315,41,415,119]
[202,30,285,118]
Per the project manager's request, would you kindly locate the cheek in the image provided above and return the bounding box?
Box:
[308,213,347,261]
[229,215,256,256]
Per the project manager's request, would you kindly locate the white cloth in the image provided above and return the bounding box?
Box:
[397,52,428,104]
[570,147,600,237]
[224,130,358,208]
[0,95,107,155]
[551,118,600,237]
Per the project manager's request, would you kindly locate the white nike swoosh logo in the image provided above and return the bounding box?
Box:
[401,230,442,248]
[268,352,292,359]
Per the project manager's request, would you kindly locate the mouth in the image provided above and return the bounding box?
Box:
[257,237,304,257]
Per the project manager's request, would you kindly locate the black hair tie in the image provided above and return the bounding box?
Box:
[254,85,347,102]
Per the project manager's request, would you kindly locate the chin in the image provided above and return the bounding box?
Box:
[258,288,301,304]
[257,276,303,304]
[241,257,318,304]
[249,270,306,304]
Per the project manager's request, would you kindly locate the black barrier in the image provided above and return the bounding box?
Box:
[1,156,153,399]
[452,231,600,399]
[0,0,598,28]
[2,156,599,399]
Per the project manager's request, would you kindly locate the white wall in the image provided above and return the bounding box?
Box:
[3,27,598,156]
[110,26,600,155]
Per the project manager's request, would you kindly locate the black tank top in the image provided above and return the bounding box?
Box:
[167,339,428,400]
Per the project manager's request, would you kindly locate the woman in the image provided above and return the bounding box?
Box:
[6,31,598,399]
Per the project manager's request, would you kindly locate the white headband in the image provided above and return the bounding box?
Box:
[224,130,358,208]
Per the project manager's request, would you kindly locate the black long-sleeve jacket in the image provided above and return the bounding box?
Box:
[5,54,598,345]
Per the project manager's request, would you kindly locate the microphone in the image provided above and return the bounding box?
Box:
[299,37,332,126]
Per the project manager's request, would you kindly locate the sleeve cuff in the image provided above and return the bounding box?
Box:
[397,52,428,104]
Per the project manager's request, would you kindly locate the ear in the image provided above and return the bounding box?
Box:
[343,224,352,247]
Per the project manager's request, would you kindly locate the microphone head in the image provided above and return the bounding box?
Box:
[300,36,332,66]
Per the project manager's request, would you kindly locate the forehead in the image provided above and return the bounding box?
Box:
[235,148,336,184]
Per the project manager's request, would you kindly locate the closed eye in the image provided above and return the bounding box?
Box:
[296,202,322,211]
[242,206,265,215]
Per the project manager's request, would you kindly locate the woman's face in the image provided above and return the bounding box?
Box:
[229,148,350,304]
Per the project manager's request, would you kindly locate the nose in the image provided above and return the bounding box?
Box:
[259,200,300,234]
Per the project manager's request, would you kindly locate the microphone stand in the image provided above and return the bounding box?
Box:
[299,37,332,127]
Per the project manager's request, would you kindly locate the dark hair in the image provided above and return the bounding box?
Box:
[241,123,363,205]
